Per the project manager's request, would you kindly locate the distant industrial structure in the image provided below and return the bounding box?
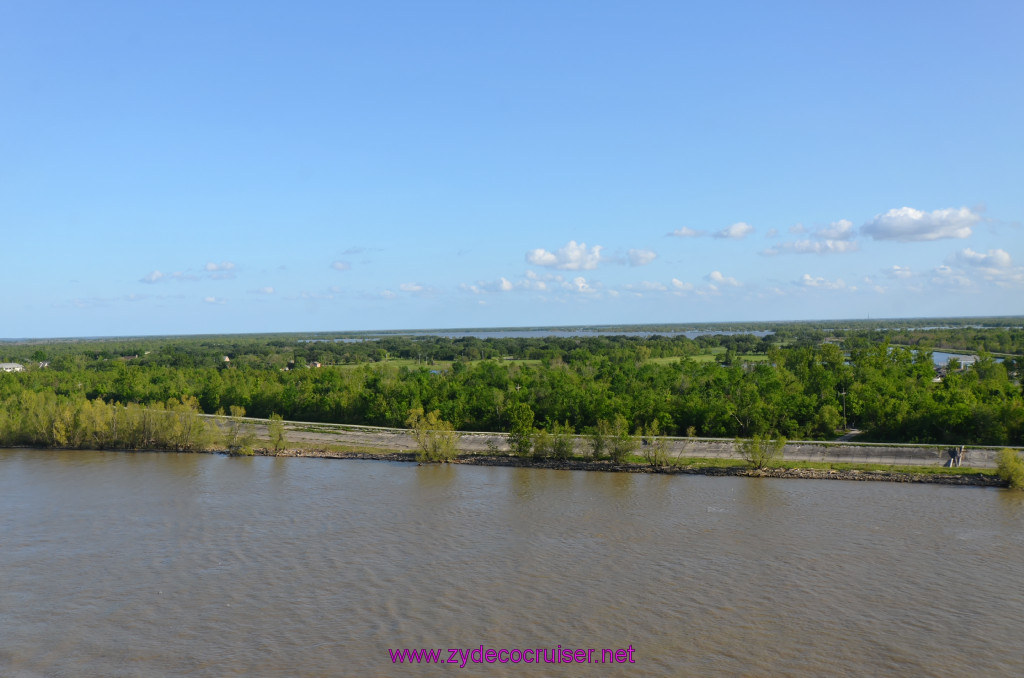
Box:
[933,354,979,381]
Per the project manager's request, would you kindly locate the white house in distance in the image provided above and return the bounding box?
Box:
[1,362,26,372]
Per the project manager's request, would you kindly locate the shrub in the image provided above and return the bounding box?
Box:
[531,428,552,460]
[268,412,286,452]
[736,435,786,469]
[507,402,534,457]
[588,419,612,459]
[608,414,636,463]
[996,448,1024,490]
[406,407,459,463]
[224,405,256,455]
[641,420,670,469]
[549,421,575,460]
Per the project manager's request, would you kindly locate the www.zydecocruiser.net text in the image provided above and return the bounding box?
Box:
[388,645,637,667]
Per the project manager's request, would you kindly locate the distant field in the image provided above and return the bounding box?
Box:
[647,353,769,365]
[326,354,774,370]
[330,358,544,371]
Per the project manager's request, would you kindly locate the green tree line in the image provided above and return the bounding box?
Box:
[0,392,213,450]
[2,336,1022,445]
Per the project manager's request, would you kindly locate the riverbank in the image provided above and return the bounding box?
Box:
[0,443,1009,486]
[262,447,1005,487]
[255,416,1016,469]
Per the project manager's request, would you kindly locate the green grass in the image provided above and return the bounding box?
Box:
[646,356,690,365]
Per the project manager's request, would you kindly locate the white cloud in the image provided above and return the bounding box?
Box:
[763,218,859,255]
[627,248,657,266]
[930,265,974,289]
[706,271,741,287]
[765,228,779,238]
[815,219,855,240]
[714,222,754,240]
[381,289,397,299]
[568,276,596,293]
[251,286,275,295]
[671,278,695,291]
[885,265,913,279]
[460,278,515,295]
[622,280,667,293]
[331,260,352,271]
[797,274,846,290]
[468,271,552,293]
[399,282,424,293]
[143,270,200,282]
[953,248,1012,269]
[862,206,980,242]
[521,271,550,291]
[203,296,225,304]
[526,240,603,270]
[863,276,887,293]
[463,269,605,297]
[763,239,860,256]
[668,226,704,238]
[949,248,1024,287]
[205,261,235,272]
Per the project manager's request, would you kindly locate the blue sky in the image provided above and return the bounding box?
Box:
[2,0,1022,337]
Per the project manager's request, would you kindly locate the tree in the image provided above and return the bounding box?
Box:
[507,402,534,457]
[588,418,613,459]
[812,404,842,439]
[531,428,553,460]
[608,413,636,463]
[531,421,574,460]
[224,405,256,455]
[996,448,1024,490]
[735,435,786,469]
[268,412,286,452]
[406,407,459,462]
[549,420,575,459]
[640,420,670,469]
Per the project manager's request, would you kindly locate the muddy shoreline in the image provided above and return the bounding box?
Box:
[3,444,1005,487]
[265,448,1005,487]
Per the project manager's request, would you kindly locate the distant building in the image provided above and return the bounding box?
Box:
[1,362,25,373]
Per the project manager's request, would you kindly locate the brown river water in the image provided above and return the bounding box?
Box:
[2,449,1023,677]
